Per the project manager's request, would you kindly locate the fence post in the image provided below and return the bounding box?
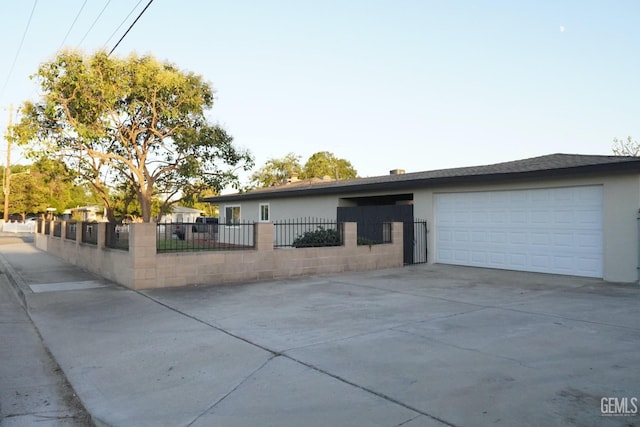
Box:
[392,222,403,245]
[129,223,157,289]
[75,222,82,245]
[97,222,106,249]
[60,221,67,240]
[255,222,274,251]
[344,222,357,248]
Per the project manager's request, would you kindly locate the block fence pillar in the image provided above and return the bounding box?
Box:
[344,222,357,248]
[392,222,403,245]
[129,223,158,289]
[75,221,82,245]
[255,222,274,251]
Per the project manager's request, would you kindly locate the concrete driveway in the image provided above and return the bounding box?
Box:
[140,265,640,427]
[4,236,639,427]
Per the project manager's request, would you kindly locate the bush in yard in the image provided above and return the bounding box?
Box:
[292,227,341,248]
[357,236,378,246]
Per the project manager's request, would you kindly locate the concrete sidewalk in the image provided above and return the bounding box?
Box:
[0,235,92,427]
[1,235,639,426]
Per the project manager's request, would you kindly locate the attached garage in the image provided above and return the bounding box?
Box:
[435,186,603,277]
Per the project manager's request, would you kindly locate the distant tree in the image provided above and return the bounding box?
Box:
[181,186,219,217]
[301,151,357,180]
[612,136,639,156]
[15,50,253,223]
[3,158,96,220]
[6,166,45,221]
[250,153,303,187]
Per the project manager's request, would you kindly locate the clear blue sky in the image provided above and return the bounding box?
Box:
[0,0,638,181]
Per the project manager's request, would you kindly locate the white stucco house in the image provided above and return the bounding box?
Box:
[203,154,640,283]
[158,206,204,223]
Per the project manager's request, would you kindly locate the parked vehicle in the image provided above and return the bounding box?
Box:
[192,216,218,233]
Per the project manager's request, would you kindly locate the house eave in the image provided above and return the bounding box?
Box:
[202,162,640,204]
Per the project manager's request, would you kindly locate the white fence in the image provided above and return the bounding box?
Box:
[1,220,36,233]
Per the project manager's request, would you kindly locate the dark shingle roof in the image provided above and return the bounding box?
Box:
[204,153,640,203]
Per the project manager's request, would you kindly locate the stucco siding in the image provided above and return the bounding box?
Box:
[411,173,640,283]
[216,172,640,283]
[227,195,341,222]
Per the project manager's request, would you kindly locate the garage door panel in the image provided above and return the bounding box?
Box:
[435,187,603,278]
[510,253,527,267]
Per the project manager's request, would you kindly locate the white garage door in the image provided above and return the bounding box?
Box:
[435,186,603,278]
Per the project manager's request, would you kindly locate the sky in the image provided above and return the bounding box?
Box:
[0,0,638,183]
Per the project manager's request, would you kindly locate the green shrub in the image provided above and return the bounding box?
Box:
[357,236,378,246]
[292,227,342,248]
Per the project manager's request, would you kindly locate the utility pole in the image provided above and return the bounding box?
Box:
[3,104,12,222]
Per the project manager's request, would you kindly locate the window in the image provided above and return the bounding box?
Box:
[224,205,241,226]
[259,203,270,222]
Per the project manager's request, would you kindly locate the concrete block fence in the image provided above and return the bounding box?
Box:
[34,221,403,290]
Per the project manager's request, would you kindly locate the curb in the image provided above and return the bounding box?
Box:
[0,244,104,427]
[0,249,28,309]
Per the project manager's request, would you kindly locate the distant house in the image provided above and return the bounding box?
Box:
[203,153,640,283]
[69,206,104,222]
[159,206,204,223]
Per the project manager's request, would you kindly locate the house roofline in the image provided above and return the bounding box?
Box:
[202,156,640,204]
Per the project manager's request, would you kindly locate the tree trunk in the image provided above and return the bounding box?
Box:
[140,192,152,223]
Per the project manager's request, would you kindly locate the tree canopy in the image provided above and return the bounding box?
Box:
[612,136,639,156]
[250,151,357,188]
[250,153,303,187]
[301,151,357,181]
[2,158,96,220]
[15,50,253,222]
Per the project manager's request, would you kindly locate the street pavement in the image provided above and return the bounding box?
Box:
[0,234,639,427]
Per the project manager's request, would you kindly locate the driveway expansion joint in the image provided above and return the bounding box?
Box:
[139,290,457,427]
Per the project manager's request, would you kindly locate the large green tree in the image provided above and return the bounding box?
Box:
[251,151,357,188]
[250,153,303,187]
[16,50,253,222]
[301,151,357,180]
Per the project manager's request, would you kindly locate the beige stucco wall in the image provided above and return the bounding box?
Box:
[35,222,403,290]
[34,222,134,287]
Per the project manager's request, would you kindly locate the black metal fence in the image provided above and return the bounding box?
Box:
[412,219,428,264]
[274,218,343,248]
[81,222,98,245]
[156,221,254,253]
[105,223,129,251]
[357,222,392,245]
[53,221,62,237]
[65,222,77,241]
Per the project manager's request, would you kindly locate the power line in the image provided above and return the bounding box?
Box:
[109,0,155,56]
[78,0,112,46]
[0,0,38,101]
[104,0,144,47]
[57,0,88,53]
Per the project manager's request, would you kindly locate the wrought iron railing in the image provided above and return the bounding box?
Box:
[156,221,254,253]
[274,218,343,248]
[53,221,62,237]
[65,222,77,241]
[81,222,98,245]
[105,223,129,251]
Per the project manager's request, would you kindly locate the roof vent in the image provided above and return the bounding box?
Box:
[389,169,405,175]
